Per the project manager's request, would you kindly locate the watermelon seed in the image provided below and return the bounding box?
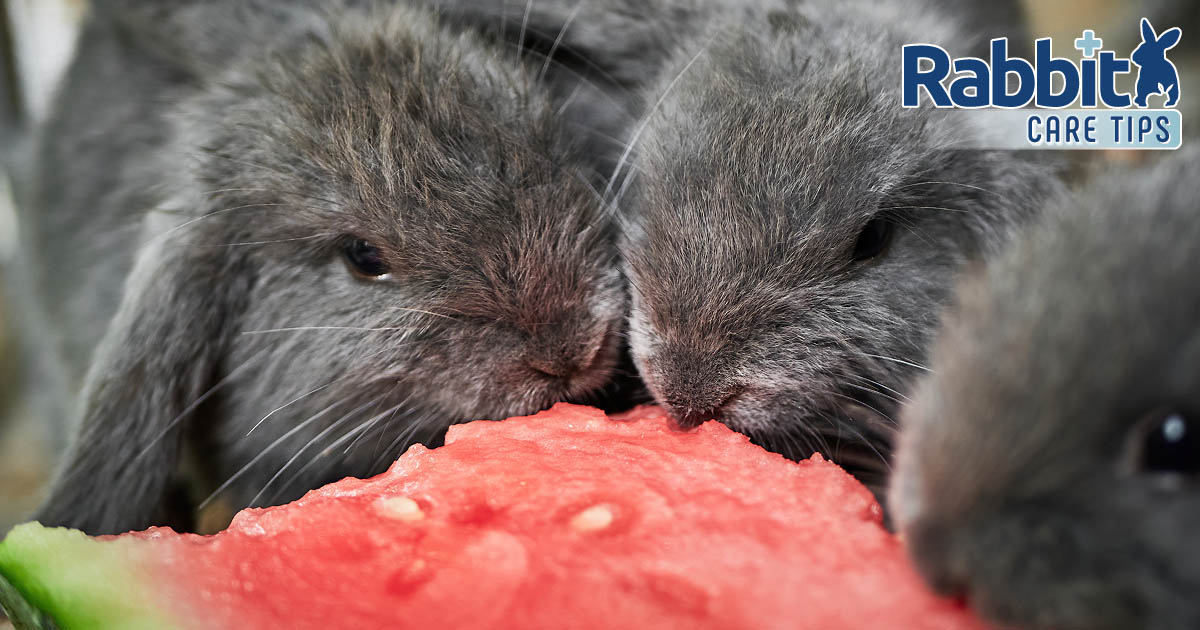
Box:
[376,496,425,522]
[570,504,615,532]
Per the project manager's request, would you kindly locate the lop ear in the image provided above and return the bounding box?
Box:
[418,0,676,176]
[421,0,669,86]
[34,222,249,535]
[1142,18,1157,44]
[1158,27,1182,50]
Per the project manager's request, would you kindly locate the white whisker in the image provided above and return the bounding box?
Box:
[897,180,998,196]
[517,0,534,63]
[537,0,585,83]
[846,373,911,403]
[859,353,932,373]
[133,356,262,462]
[603,37,715,205]
[247,382,336,436]
[249,398,402,507]
[240,325,419,335]
[381,306,458,321]
[220,234,332,247]
[150,203,285,244]
[198,398,348,511]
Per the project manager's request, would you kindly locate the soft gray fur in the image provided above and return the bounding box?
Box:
[427,0,1047,494]
[590,0,1060,492]
[891,147,1200,630]
[26,0,624,535]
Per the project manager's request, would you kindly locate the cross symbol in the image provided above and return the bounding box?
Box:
[1074,30,1103,58]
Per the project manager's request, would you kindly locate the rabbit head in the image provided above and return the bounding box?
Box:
[35,4,624,534]
[891,149,1200,630]
[616,0,1057,491]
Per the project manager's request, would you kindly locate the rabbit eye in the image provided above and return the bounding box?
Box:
[1137,410,1200,476]
[852,216,894,262]
[343,238,391,279]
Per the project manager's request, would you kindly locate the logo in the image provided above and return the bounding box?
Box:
[1131,18,1181,108]
[901,19,1184,150]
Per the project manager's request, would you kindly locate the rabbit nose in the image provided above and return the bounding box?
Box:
[664,389,741,430]
[905,519,971,599]
[526,333,607,382]
[667,405,719,430]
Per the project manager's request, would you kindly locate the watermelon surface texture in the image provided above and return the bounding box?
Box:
[0,404,982,629]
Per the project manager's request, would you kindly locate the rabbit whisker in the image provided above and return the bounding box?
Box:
[537,0,584,83]
[243,398,359,507]
[858,352,933,373]
[132,355,262,463]
[604,36,715,206]
[371,408,445,472]
[343,394,407,456]
[198,395,367,511]
[270,398,410,501]
[845,373,911,403]
[381,306,458,321]
[879,204,967,214]
[149,203,286,244]
[251,396,405,507]
[239,325,422,335]
[219,234,333,247]
[247,381,338,436]
[517,0,534,64]
[843,381,908,408]
[895,180,999,196]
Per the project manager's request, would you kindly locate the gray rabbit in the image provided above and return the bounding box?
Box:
[423,0,1048,496]
[891,146,1200,630]
[535,0,1058,494]
[22,0,625,535]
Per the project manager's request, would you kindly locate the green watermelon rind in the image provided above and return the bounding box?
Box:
[0,523,174,630]
[1,568,58,630]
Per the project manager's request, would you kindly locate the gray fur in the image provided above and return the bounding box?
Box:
[26,1,624,535]
[891,147,1200,630]
[407,0,718,190]
[603,0,1060,492]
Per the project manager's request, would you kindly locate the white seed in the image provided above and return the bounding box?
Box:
[570,504,615,532]
[376,496,425,522]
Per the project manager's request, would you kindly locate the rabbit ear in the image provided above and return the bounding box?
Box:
[1142,18,1157,44]
[419,0,654,179]
[1158,27,1182,49]
[35,224,247,535]
[424,0,657,83]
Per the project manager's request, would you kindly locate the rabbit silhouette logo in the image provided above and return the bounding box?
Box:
[1132,18,1181,108]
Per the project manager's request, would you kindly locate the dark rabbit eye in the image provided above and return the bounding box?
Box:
[343,238,391,279]
[852,216,894,262]
[1137,411,1200,476]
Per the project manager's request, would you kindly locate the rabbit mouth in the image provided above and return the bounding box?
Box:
[829,399,896,505]
[899,479,1182,630]
[941,521,1146,630]
[547,324,626,403]
[484,322,629,418]
[726,385,897,505]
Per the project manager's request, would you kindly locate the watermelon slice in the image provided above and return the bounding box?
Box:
[0,404,981,629]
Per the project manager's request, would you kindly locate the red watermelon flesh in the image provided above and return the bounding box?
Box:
[0,404,983,629]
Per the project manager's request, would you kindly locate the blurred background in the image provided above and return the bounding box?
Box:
[0,0,1194,532]
[0,0,86,537]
